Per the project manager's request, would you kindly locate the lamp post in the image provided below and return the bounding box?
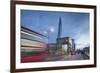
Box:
[48,27,54,42]
[43,27,55,48]
[48,27,55,57]
[44,27,54,43]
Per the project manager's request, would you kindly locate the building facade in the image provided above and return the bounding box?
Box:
[56,37,76,55]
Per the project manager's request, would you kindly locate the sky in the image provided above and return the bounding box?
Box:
[21,10,90,49]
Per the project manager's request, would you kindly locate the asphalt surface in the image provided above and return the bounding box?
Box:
[47,53,86,61]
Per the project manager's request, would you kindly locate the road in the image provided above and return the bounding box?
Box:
[46,53,86,61]
[61,53,84,61]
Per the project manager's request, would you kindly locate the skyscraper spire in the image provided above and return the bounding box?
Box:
[57,17,62,39]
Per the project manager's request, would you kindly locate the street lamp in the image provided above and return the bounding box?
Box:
[43,27,55,43]
[43,27,55,56]
[49,27,55,32]
[47,27,55,43]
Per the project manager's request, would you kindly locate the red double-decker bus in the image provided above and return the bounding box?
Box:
[21,26,49,63]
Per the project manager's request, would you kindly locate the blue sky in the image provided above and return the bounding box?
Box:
[21,10,90,49]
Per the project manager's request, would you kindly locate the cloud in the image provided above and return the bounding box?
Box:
[75,32,90,49]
